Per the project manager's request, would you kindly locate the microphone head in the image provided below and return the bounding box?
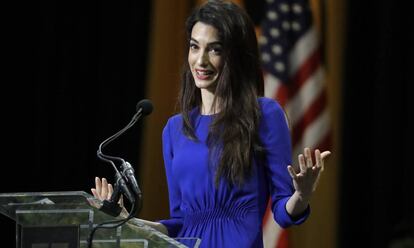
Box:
[136,99,153,116]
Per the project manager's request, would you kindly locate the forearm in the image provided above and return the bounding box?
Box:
[285,191,311,217]
[116,206,168,235]
[136,219,168,235]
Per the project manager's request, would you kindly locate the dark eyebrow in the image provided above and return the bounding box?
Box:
[190,38,222,46]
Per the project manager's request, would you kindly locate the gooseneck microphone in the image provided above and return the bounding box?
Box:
[88,99,153,248]
[136,98,153,116]
[96,99,153,215]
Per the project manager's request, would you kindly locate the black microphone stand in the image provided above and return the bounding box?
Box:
[96,109,143,216]
[87,100,152,248]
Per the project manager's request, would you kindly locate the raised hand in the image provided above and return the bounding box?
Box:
[91,177,113,201]
[287,147,331,199]
[91,177,123,207]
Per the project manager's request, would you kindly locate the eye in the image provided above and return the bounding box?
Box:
[209,47,222,55]
[189,43,199,51]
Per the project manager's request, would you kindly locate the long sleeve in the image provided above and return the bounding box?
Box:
[259,98,310,228]
[158,118,184,237]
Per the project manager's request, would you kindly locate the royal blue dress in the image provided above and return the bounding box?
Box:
[159,97,309,248]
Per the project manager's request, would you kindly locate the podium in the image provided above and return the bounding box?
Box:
[0,191,201,248]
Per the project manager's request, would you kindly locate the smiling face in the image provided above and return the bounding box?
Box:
[188,22,224,93]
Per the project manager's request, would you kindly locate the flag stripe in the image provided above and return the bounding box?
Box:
[292,108,330,157]
[291,89,327,147]
[288,47,323,98]
[276,229,289,248]
[262,199,273,226]
[285,66,325,126]
[264,73,282,100]
[288,27,319,76]
[276,82,289,107]
[263,209,281,248]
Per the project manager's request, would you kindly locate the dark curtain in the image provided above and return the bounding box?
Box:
[1,1,151,246]
[340,1,413,247]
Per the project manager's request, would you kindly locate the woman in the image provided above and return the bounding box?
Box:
[92,1,330,247]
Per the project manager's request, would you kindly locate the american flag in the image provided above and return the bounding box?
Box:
[258,0,331,247]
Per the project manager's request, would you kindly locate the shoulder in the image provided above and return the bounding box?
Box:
[258,97,285,116]
[163,113,183,133]
[162,113,183,149]
[164,107,200,129]
[258,97,290,129]
[166,113,183,125]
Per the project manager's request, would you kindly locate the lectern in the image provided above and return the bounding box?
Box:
[0,191,201,248]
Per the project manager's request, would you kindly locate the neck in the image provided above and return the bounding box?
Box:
[200,88,219,115]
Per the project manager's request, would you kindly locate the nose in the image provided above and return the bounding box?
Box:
[196,50,209,67]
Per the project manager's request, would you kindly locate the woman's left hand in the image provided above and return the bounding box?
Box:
[287,147,331,199]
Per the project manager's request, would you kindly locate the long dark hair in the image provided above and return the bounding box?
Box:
[180,0,265,186]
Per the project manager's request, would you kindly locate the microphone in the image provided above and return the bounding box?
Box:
[121,161,141,197]
[136,99,153,116]
[96,99,153,216]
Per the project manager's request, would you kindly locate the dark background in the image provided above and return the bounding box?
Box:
[3,1,151,246]
[339,1,413,247]
[2,0,413,247]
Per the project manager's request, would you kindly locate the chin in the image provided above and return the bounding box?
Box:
[195,81,214,89]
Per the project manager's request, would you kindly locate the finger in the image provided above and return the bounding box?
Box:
[107,183,114,200]
[287,165,297,179]
[312,164,323,174]
[95,177,102,197]
[305,147,313,168]
[91,188,98,198]
[298,154,307,173]
[101,178,108,200]
[321,151,331,160]
[315,149,322,169]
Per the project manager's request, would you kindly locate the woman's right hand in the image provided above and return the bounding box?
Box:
[91,177,113,201]
[91,178,167,235]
